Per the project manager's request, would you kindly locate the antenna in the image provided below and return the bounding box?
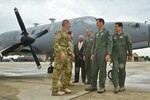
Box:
[33,23,40,27]
[49,18,56,24]
[145,21,148,24]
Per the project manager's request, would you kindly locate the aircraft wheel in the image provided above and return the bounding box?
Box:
[108,70,112,80]
[47,64,54,74]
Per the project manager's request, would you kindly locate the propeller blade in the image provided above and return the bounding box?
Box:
[29,45,41,69]
[14,7,28,36]
[35,29,48,38]
[1,43,24,56]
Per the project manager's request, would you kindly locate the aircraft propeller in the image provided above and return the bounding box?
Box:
[0,8,49,69]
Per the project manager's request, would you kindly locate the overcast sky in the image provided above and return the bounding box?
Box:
[0,0,150,56]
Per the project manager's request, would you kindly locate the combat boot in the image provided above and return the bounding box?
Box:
[119,87,125,92]
[84,82,91,85]
[97,88,105,93]
[52,91,65,96]
[63,88,72,94]
[85,86,97,91]
[114,87,119,94]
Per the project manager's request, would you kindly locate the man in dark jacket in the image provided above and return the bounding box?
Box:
[73,35,86,83]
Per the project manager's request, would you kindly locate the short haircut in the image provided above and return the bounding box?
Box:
[115,22,123,28]
[86,29,93,33]
[68,31,72,35]
[62,19,69,26]
[96,18,105,24]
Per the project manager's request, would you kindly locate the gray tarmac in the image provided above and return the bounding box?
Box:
[0,62,150,100]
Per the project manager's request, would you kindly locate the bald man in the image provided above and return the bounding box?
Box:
[73,35,86,83]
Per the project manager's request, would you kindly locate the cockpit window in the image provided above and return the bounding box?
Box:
[74,17,96,25]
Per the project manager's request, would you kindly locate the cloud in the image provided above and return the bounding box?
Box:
[0,0,150,33]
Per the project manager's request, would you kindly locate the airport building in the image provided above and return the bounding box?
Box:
[128,53,144,62]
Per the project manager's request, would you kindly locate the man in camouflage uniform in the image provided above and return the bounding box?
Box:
[112,22,132,93]
[83,29,94,85]
[65,31,74,86]
[86,18,113,93]
[52,19,73,96]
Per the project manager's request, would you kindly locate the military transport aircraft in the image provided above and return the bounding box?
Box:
[0,8,150,70]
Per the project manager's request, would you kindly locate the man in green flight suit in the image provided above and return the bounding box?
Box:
[83,29,94,85]
[86,18,113,93]
[112,22,132,93]
[52,19,73,96]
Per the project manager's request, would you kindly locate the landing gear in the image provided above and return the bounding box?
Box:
[108,70,112,80]
[0,54,3,62]
[47,61,54,73]
[47,55,54,74]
